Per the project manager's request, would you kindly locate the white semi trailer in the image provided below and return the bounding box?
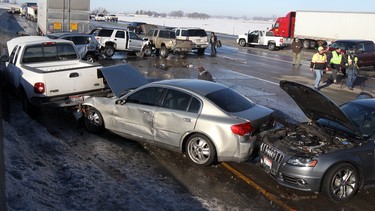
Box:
[37,0,90,35]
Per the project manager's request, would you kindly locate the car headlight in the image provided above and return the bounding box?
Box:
[287,157,317,167]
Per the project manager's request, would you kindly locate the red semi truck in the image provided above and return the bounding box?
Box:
[270,11,375,49]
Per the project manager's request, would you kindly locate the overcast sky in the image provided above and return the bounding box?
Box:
[16,0,375,17]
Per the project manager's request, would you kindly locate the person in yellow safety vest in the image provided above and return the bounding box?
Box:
[329,46,343,83]
[346,52,359,90]
[310,46,329,90]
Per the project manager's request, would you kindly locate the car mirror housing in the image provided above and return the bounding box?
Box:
[0,55,9,62]
[115,99,126,105]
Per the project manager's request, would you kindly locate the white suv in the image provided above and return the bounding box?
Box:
[175,28,208,55]
[90,28,147,57]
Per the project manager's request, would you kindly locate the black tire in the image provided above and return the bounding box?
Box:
[186,134,216,166]
[84,107,104,134]
[143,45,153,57]
[268,42,276,51]
[239,39,247,47]
[197,48,206,55]
[322,163,359,202]
[103,46,115,57]
[84,54,95,63]
[160,46,169,58]
[303,40,310,49]
[21,89,39,117]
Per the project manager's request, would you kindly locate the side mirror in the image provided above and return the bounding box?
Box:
[0,55,9,62]
[142,37,148,41]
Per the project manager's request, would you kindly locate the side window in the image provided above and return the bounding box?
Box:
[115,31,125,38]
[146,30,154,37]
[129,32,139,40]
[188,97,201,113]
[162,89,192,111]
[9,45,19,64]
[70,36,88,45]
[363,42,374,52]
[260,31,263,36]
[153,30,158,36]
[181,30,188,36]
[127,87,163,106]
[175,29,180,36]
[97,29,113,37]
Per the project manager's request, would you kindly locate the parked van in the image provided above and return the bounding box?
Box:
[174,28,208,55]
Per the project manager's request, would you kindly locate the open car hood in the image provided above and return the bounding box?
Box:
[99,64,148,98]
[280,80,360,135]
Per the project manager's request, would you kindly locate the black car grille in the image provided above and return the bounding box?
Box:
[260,143,285,163]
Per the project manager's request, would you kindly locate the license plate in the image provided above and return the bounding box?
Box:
[263,157,272,169]
[69,95,83,103]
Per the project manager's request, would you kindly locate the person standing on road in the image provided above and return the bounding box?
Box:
[310,46,329,90]
[197,66,214,81]
[291,37,302,65]
[210,32,217,56]
[345,52,359,90]
[329,46,343,83]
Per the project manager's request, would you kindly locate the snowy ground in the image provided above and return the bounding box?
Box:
[3,99,233,210]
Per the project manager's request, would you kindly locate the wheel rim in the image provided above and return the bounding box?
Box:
[240,40,245,46]
[105,47,114,56]
[85,110,101,131]
[160,48,168,58]
[330,168,357,200]
[86,55,94,63]
[144,47,152,56]
[187,137,211,164]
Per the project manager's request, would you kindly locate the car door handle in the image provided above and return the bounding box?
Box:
[183,118,191,122]
[143,111,151,114]
[69,72,79,78]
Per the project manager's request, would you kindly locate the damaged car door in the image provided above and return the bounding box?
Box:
[112,87,163,141]
[153,88,201,147]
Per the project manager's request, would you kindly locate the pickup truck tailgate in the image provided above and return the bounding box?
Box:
[24,61,104,97]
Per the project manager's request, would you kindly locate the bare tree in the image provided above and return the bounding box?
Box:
[170,10,184,18]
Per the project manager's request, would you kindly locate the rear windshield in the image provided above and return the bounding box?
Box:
[159,30,176,39]
[22,43,78,63]
[186,29,207,37]
[205,88,255,113]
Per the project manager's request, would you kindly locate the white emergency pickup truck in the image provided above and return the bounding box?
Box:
[236,30,286,51]
[0,36,108,116]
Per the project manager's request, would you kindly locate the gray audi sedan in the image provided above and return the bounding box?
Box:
[83,64,275,166]
[259,80,375,202]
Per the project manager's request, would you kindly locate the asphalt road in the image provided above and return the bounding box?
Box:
[2,9,375,210]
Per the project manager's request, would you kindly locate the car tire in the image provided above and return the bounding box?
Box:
[268,43,276,51]
[322,163,359,202]
[103,46,115,57]
[186,134,216,166]
[143,45,153,57]
[160,46,169,58]
[84,54,95,63]
[197,48,205,55]
[84,107,105,134]
[239,39,247,47]
[303,40,310,49]
[21,89,39,118]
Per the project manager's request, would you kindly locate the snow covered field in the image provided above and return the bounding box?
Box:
[117,15,273,36]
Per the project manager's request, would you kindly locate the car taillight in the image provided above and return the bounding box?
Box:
[231,122,253,136]
[34,82,45,94]
[280,38,283,43]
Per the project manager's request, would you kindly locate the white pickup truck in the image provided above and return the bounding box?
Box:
[0,36,107,116]
[236,30,286,51]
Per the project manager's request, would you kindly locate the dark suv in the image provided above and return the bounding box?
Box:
[47,33,101,62]
[329,40,375,68]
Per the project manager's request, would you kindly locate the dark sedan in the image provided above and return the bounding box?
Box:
[259,80,375,202]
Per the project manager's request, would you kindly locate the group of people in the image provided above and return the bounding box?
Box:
[291,38,359,91]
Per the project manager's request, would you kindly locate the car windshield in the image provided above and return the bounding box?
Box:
[332,42,356,50]
[205,88,255,113]
[340,102,375,138]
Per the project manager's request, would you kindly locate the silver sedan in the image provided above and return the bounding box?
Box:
[83,64,274,166]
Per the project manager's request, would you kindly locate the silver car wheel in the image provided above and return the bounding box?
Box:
[186,134,216,166]
[84,107,104,133]
[323,163,359,202]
